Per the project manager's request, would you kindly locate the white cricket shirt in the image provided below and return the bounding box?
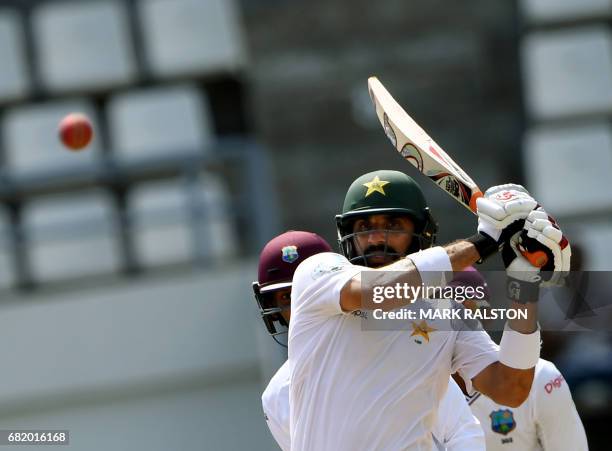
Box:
[262,361,291,451]
[288,252,499,451]
[468,359,588,451]
[433,378,485,451]
[262,361,484,451]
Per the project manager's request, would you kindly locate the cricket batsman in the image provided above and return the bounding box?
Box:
[254,231,485,451]
[449,267,588,450]
[288,170,571,450]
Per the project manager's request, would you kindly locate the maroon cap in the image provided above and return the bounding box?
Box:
[257,231,332,293]
[447,266,491,302]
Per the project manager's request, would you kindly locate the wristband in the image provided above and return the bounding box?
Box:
[466,233,499,263]
[407,246,452,287]
[506,276,540,304]
[499,324,540,369]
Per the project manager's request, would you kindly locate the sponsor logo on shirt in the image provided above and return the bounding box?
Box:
[490,409,516,435]
[311,255,346,279]
[544,374,564,394]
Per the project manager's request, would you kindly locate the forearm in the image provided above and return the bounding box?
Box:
[474,312,539,405]
[382,240,480,272]
[445,240,482,272]
[473,362,534,407]
[508,301,537,334]
[347,241,481,311]
[473,301,539,405]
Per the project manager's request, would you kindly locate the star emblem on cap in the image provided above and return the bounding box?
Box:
[410,320,436,343]
[363,175,390,197]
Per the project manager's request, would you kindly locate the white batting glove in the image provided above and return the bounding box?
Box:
[524,208,571,286]
[476,184,538,242]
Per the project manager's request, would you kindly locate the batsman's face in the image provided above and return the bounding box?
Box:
[351,214,415,267]
[272,287,292,323]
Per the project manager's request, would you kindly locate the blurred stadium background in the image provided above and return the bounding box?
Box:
[0,0,609,449]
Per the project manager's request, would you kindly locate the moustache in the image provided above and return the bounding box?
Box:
[363,244,399,256]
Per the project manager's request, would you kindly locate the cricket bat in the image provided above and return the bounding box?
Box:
[368,76,548,267]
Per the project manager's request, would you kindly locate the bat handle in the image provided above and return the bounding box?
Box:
[469,191,484,214]
[520,249,548,268]
[519,232,550,268]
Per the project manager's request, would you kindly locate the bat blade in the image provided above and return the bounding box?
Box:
[368,76,483,213]
[368,76,549,268]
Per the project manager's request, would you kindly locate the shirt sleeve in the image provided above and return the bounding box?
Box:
[291,252,363,318]
[262,366,291,451]
[435,378,485,451]
[533,360,588,451]
[452,326,500,395]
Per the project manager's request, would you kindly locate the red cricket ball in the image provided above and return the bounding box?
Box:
[58,113,93,151]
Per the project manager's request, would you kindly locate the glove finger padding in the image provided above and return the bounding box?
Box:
[505,197,539,216]
[477,192,538,221]
[523,209,571,286]
[477,186,538,242]
[525,209,548,224]
[476,208,526,234]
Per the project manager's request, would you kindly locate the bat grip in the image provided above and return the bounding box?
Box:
[520,249,548,268]
[519,232,550,268]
